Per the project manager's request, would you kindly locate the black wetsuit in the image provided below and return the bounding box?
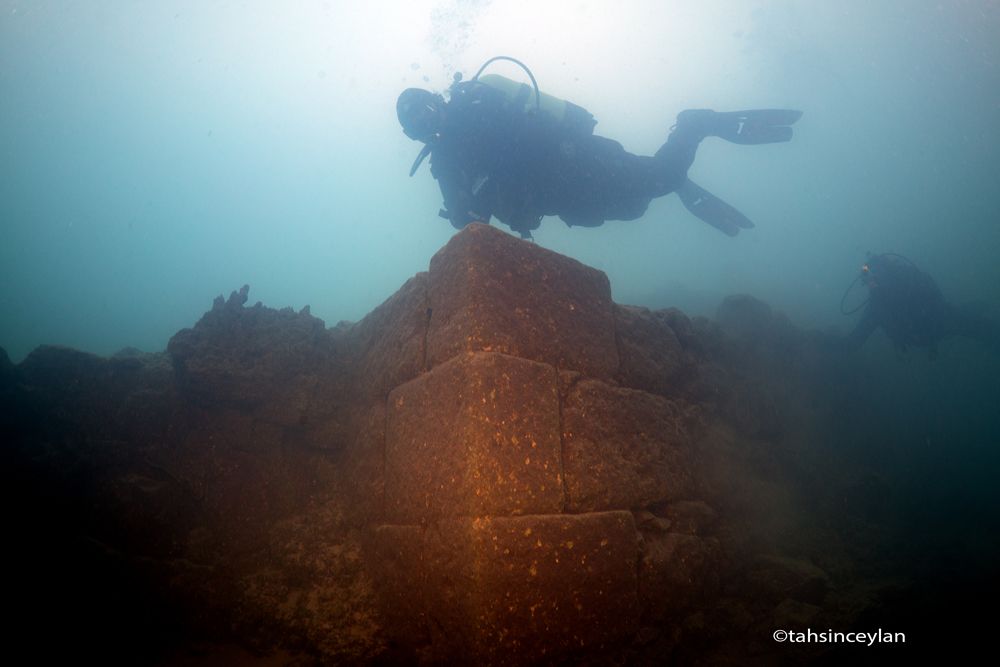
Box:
[428,80,702,238]
[847,255,999,356]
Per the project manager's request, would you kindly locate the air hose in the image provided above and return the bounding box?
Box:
[470,55,541,109]
[840,252,921,315]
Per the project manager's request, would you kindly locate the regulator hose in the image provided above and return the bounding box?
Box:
[472,55,541,110]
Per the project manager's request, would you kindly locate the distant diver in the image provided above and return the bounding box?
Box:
[841,253,1000,357]
[396,56,802,239]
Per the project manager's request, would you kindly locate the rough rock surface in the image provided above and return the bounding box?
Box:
[374,511,640,664]
[426,223,619,378]
[4,223,996,664]
[385,351,563,522]
[561,379,698,512]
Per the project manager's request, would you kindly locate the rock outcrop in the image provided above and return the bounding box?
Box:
[4,223,997,664]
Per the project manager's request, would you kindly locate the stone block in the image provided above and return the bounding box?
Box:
[385,352,563,523]
[638,532,721,621]
[614,304,694,397]
[562,379,695,512]
[748,555,830,605]
[373,511,640,663]
[335,401,387,526]
[426,224,618,378]
[349,273,430,399]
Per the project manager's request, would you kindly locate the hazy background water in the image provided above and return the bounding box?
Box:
[2,0,999,362]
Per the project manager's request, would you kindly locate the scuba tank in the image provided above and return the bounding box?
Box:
[460,56,597,137]
[476,72,597,137]
[408,56,596,177]
[840,252,922,315]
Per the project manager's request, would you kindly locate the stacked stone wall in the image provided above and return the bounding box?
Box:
[364,225,714,662]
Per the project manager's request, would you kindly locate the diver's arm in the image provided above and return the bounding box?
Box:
[431,82,514,228]
[845,307,879,350]
[432,161,492,229]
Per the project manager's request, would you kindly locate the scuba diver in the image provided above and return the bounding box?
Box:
[842,253,1000,357]
[396,56,802,239]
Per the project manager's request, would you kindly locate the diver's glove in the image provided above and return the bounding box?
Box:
[440,207,489,230]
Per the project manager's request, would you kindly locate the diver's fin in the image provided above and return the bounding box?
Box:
[711,109,803,145]
[676,179,755,236]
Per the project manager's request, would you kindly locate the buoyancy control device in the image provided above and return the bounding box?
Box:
[408,56,596,177]
[469,56,597,137]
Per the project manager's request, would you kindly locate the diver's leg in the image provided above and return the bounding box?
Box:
[652,118,751,234]
[655,109,803,175]
[653,109,801,235]
[652,122,702,193]
[556,136,659,223]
